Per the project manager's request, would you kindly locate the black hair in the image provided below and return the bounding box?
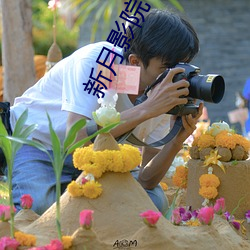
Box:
[123,9,199,68]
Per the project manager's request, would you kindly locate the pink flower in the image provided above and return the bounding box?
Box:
[0,236,19,249]
[0,205,16,221]
[213,197,225,215]
[197,207,214,225]
[79,210,94,229]
[20,194,33,209]
[48,239,64,250]
[28,247,47,250]
[139,210,162,227]
[48,0,61,11]
[81,177,88,185]
[171,208,182,225]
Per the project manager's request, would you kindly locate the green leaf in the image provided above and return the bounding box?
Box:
[6,136,52,161]
[11,124,38,155]
[0,119,12,163]
[47,114,62,174]
[165,188,180,219]
[12,109,28,137]
[63,118,86,152]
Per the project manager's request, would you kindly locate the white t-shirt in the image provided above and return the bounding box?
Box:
[10,41,170,149]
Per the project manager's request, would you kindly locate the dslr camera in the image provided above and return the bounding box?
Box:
[135,63,225,116]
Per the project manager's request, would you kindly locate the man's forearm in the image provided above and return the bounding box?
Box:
[138,139,183,189]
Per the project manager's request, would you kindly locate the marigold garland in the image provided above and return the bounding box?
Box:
[14,231,36,247]
[73,144,141,177]
[199,168,220,202]
[172,166,188,189]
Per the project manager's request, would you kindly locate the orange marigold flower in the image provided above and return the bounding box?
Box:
[172,166,188,188]
[233,134,250,151]
[199,174,220,188]
[199,186,218,199]
[215,131,237,149]
[160,182,168,191]
[197,134,215,149]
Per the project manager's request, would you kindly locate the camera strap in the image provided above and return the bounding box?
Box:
[116,116,183,147]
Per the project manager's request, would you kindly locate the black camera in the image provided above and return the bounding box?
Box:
[135,63,225,116]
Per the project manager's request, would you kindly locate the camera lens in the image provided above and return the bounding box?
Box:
[189,74,225,103]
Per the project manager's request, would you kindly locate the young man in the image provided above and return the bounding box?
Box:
[8,8,202,215]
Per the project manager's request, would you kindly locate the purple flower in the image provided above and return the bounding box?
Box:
[224,211,234,221]
[231,220,241,230]
[192,210,198,218]
[245,210,250,223]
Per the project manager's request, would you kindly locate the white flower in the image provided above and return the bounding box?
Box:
[93,107,120,127]
[206,121,232,136]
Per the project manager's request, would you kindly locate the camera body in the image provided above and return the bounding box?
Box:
[135,63,225,116]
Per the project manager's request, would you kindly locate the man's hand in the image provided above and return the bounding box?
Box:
[141,67,190,119]
[171,102,204,145]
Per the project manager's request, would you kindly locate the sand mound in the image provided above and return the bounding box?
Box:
[11,171,250,250]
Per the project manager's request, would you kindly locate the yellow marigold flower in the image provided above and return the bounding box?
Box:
[82,163,105,178]
[215,131,237,149]
[160,182,168,191]
[119,144,142,172]
[67,181,84,197]
[14,231,36,247]
[199,174,220,188]
[199,186,218,199]
[197,134,215,149]
[82,180,102,199]
[185,219,201,226]
[73,146,94,169]
[172,166,188,189]
[62,235,73,249]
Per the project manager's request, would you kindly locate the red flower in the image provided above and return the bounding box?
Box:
[79,210,94,229]
[139,210,162,227]
[20,194,33,209]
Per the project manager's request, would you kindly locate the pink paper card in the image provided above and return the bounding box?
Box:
[228,108,249,124]
[96,63,140,95]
